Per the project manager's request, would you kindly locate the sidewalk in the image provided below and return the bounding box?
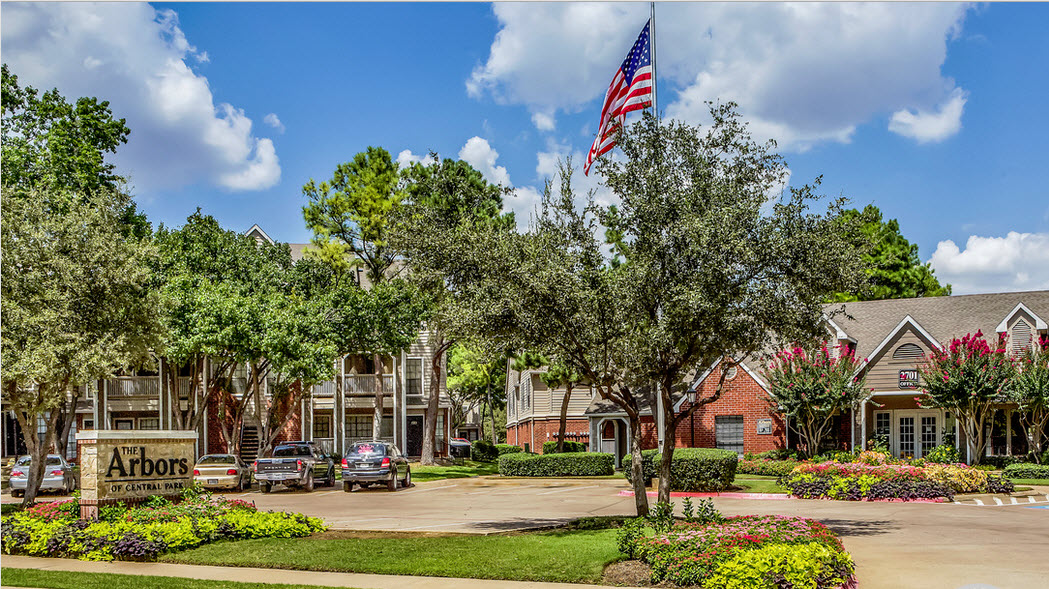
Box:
[1,556,642,589]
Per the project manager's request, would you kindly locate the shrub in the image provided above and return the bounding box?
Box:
[704,541,856,589]
[471,440,498,462]
[495,443,523,456]
[625,515,854,587]
[0,494,326,562]
[738,459,802,477]
[922,444,961,464]
[626,448,738,492]
[744,449,799,461]
[542,440,587,454]
[1004,463,1049,480]
[498,452,614,476]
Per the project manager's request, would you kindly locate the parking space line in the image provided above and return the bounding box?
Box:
[538,485,600,495]
[315,490,341,496]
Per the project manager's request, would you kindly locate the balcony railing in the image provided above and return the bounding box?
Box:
[106,377,159,398]
[345,374,395,395]
[313,381,336,397]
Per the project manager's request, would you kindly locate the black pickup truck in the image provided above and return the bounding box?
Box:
[253,441,335,493]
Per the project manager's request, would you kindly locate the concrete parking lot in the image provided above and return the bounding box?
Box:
[4,478,1048,589]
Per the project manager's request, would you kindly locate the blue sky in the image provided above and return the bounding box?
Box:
[2,2,1047,294]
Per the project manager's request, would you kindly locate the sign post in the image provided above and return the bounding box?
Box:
[75,430,197,520]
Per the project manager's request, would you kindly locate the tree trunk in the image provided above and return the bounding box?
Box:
[556,383,573,452]
[14,382,63,506]
[54,385,81,460]
[627,413,649,517]
[422,335,451,465]
[373,353,385,440]
[486,383,498,444]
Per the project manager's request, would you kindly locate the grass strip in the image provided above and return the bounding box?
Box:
[732,475,787,494]
[1008,478,1049,486]
[409,460,500,482]
[2,568,362,589]
[162,529,621,583]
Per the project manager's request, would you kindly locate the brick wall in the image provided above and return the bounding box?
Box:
[506,418,590,452]
[675,362,786,454]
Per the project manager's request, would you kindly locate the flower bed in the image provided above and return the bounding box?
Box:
[780,461,1013,501]
[623,515,855,587]
[1,492,326,561]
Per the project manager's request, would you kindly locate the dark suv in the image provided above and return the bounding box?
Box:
[341,441,410,492]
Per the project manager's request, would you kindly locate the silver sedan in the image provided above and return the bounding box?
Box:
[9,454,77,497]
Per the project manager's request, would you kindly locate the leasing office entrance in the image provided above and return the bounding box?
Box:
[870,406,955,460]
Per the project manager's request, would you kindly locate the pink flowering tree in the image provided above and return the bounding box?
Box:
[917,331,1012,464]
[1007,336,1049,463]
[763,344,868,458]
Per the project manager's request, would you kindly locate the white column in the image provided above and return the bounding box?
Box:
[158,357,165,429]
[102,379,110,429]
[400,350,407,452]
[860,401,867,451]
[203,358,209,455]
[1006,409,1013,456]
[655,382,665,449]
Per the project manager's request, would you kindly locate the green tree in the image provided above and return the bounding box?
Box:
[597,107,867,503]
[918,331,1012,464]
[762,344,869,458]
[1007,338,1049,463]
[1,64,129,197]
[394,155,514,463]
[303,147,424,440]
[448,344,508,444]
[1,188,161,505]
[832,205,951,301]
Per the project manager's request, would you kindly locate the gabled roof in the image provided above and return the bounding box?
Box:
[671,357,771,412]
[859,314,942,371]
[995,302,1048,332]
[824,290,1049,364]
[245,224,274,244]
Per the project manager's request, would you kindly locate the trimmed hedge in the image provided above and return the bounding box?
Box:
[496,443,523,456]
[626,448,738,492]
[1004,463,1049,479]
[737,459,802,477]
[498,452,614,476]
[542,440,588,454]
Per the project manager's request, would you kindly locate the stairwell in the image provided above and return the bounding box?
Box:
[240,425,259,462]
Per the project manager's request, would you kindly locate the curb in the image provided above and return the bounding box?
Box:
[617,490,792,500]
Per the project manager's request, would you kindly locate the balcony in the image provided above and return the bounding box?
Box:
[106,377,159,398]
[345,374,395,396]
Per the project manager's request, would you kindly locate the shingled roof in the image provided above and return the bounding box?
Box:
[824,290,1049,362]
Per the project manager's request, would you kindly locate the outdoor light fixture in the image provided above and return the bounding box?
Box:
[686,387,697,406]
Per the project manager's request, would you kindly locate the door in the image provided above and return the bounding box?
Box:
[715,415,745,455]
[898,415,916,460]
[406,416,423,457]
[919,414,939,458]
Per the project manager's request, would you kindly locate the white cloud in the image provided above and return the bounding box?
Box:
[458,137,512,187]
[395,149,435,168]
[531,111,556,131]
[888,88,967,143]
[0,3,280,192]
[470,3,972,151]
[929,232,1049,294]
[263,113,285,133]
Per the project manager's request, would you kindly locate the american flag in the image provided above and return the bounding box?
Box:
[584,20,654,176]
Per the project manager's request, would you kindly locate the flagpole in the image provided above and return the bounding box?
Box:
[649,1,659,121]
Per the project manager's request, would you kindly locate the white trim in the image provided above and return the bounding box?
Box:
[244,224,274,244]
[825,315,857,343]
[870,391,927,397]
[995,302,1048,332]
[855,315,942,376]
[77,430,198,441]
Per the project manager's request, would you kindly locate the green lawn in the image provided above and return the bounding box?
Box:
[732,475,787,494]
[408,460,500,482]
[1009,478,1049,486]
[2,569,362,589]
[162,529,622,583]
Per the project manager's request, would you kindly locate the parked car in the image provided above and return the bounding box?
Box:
[341,441,410,492]
[9,454,77,497]
[449,437,472,459]
[253,441,335,493]
[193,454,252,491]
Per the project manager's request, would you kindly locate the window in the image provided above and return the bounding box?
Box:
[115,419,134,430]
[82,419,94,431]
[715,415,744,455]
[313,414,331,439]
[346,415,393,439]
[875,413,891,436]
[406,359,423,396]
[138,418,160,430]
[723,364,738,380]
